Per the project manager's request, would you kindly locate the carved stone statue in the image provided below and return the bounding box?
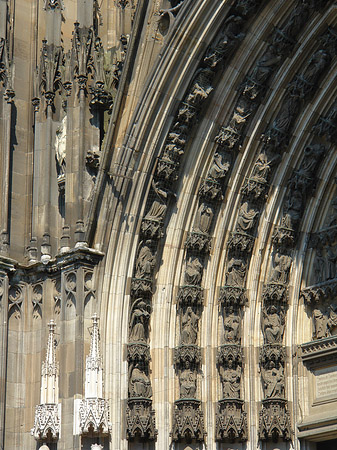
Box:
[181,307,199,344]
[184,256,203,285]
[135,241,156,279]
[220,359,241,399]
[236,202,259,233]
[179,361,197,398]
[223,306,240,343]
[314,248,326,284]
[208,152,230,181]
[54,115,67,179]
[129,363,152,398]
[262,306,284,344]
[251,152,274,183]
[195,203,214,234]
[129,299,150,342]
[327,246,337,280]
[270,254,292,284]
[262,361,284,399]
[185,68,213,106]
[144,180,168,222]
[226,258,246,287]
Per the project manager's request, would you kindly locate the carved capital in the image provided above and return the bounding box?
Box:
[216,399,247,442]
[300,280,337,305]
[131,278,152,296]
[171,399,206,442]
[217,345,242,367]
[259,398,291,442]
[263,283,287,304]
[126,398,157,440]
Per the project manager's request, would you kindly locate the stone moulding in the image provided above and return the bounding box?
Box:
[259,398,291,442]
[171,399,206,442]
[126,398,157,440]
[300,335,337,367]
[79,398,111,435]
[216,399,247,442]
[31,403,61,440]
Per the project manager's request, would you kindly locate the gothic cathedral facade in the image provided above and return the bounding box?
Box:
[1,1,337,449]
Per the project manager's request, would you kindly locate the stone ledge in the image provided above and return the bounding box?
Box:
[300,335,337,366]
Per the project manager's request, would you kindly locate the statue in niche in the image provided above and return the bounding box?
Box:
[270,254,292,284]
[262,361,284,399]
[135,241,156,279]
[219,358,241,399]
[184,256,203,285]
[236,202,259,233]
[313,248,326,284]
[243,47,281,99]
[229,100,252,134]
[181,306,199,344]
[313,308,325,339]
[203,15,244,67]
[129,299,150,342]
[223,306,240,343]
[327,246,337,280]
[208,152,230,181]
[179,361,197,398]
[262,305,284,344]
[144,180,169,222]
[54,115,67,180]
[268,97,299,145]
[327,194,337,227]
[226,258,246,287]
[313,304,337,339]
[251,152,275,183]
[185,68,213,106]
[283,189,303,228]
[274,2,309,43]
[300,50,330,87]
[163,125,188,159]
[195,203,214,234]
[129,362,152,398]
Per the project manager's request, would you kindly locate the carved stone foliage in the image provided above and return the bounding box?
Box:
[172,399,206,442]
[259,399,291,442]
[126,398,157,441]
[8,285,24,320]
[32,284,43,319]
[31,404,61,440]
[216,399,247,442]
[79,398,111,435]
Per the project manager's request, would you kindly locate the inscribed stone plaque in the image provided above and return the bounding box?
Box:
[315,365,337,399]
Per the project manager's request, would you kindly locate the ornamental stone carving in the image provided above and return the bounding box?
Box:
[225,258,246,288]
[181,307,199,345]
[126,398,157,440]
[259,399,291,442]
[79,398,110,435]
[129,362,152,398]
[216,400,247,442]
[172,399,206,442]
[32,404,61,441]
[129,299,151,343]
